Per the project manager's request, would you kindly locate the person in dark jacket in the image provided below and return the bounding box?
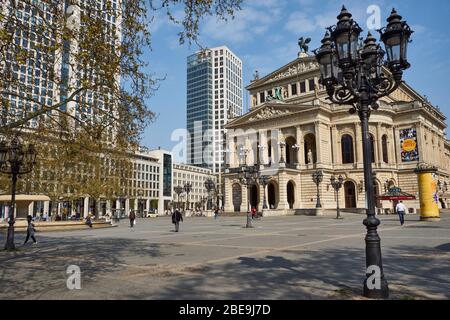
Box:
[129,210,136,228]
[24,215,37,245]
[172,209,183,232]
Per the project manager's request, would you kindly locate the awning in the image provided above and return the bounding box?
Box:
[0,194,51,202]
[377,187,416,201]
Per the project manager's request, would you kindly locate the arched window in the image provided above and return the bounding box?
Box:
[382,135,388,163]
[369,134,375,163]
[341,135,354,164]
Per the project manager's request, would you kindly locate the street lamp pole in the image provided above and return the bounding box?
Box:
[238,165,261,228]
[0,137,37,250]
[312,170,323,208]
[331,175,344,219]
[174,186,183,211]
[184,182,192,213]
[314,7,413,298]
[260,175,269,210]
[204,178,215,211]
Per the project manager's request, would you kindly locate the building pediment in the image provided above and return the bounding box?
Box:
[226,103,317,128]
[247,56,319,90]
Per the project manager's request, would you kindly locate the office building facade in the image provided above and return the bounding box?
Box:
[186,46,243,174]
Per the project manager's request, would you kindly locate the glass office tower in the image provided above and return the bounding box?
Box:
[186,46,243,173]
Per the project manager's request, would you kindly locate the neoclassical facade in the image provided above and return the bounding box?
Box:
[223,54,450,215]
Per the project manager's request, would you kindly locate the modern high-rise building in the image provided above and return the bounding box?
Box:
[186,46,243,174]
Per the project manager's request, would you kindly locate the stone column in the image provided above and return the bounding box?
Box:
[260,130,268,166]
[416,123,425,163]
[393,126,401,164]
[296,126,304,166]
[278,173,289,210]
[331,125,340,165]
[83,197,89,218]
[28,201,34,217]
[246,135,255,166]
[376,123,383,166]
[270,129,280,166]
[224,178,234,212]
[314,121,323,166]
[125,198,130,216]
[258,184,264,212]
[43,201,49,217]
[240,184,248,213]
[146,199,150,212]
[228,133,236,167]
[106,200,111,215]
[355,123,363,167]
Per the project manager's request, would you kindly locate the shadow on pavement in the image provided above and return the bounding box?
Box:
[0,233,449,300]
[0,235,166,299]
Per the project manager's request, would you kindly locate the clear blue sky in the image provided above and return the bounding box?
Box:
[142,0,450,162]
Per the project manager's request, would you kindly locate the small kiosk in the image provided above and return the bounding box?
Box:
[377,187,416,215]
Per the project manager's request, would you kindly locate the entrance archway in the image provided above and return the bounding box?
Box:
[344,181,357,208]
[250,184,259,209]
[268,182,278,209]
[287,181,295,209]
[232,183,242,212]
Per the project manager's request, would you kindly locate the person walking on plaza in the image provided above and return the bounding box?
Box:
[129,210,136,228]
[172,208,183,232]
[214,207,220,220]
[85,214,93,228]
[24,215,37,245]
[251,207,257,219]
[396,201,407,226]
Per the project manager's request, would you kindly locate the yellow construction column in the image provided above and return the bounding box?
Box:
[414,164,440,221]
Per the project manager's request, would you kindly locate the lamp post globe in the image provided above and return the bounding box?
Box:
[314,6,413,299]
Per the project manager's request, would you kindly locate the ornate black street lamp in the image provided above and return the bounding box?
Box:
[312,170,323,208]
[174,185,183,210]
[238,165,260,228]
[260,175,270,209]
[184,182,192,212]
[314,6,413,299]
[330,175,345,219]
[137,190,144,218]
[204,178,215,210]
[0,136,37,250]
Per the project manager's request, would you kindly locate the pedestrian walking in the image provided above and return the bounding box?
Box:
[172,209,183,232]
[251,207,257,219]
[129,210,136,228]
[85,214,93,228]
[24,215,37,245]
[214,207,220,220]
[396,201,407,226]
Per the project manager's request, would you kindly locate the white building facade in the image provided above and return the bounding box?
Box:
[173,163,217,211]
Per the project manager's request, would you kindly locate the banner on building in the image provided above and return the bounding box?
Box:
[400,128,419,162]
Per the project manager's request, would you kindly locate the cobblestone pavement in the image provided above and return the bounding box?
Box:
[1,212,449,300]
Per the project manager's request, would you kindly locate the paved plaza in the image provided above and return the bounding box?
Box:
[1,212,450,300]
